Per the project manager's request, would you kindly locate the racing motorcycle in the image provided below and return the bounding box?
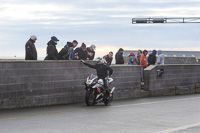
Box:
[84,74,115,106]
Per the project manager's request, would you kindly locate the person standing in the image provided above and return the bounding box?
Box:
[137,50,142,65]
[68,40,78,60]
[25,35,37,60]
[115,48,124,64]
[103,51,113,66]
[140,50,148,82]
[157,50,165,65]
[128,52,138,65]
[44,36,59,60]
[148,50,157,66]
[87,44,96,60]
[75,43,88,60]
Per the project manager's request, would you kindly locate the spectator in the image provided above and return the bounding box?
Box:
[25,35,37,60]
[103,51,113,66]
[115,48,124,64]
[69,40,78,60]
[157,50,165,65]
[58,42,74,60]
[148,50,157,66]
[128,52,138,65]
[75,43,88,60]
[44,36,59,60]
[140,50,148,82]
[87,44,96,60]
[137,50,142,65]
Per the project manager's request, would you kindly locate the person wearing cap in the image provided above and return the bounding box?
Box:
[87,44,96,60]
[25,35,37,60]
[58,42,74,60]
[103,51,113,66]
[128,52,138,65]
[44,36,59,60]
[74,43,88,60]
[148,50,157,66]
[115,48,124,64]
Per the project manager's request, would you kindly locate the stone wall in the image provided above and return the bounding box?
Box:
[144,65,200,96]
[0,61,141,109]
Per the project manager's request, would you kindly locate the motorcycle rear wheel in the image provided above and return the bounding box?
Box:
[85,90,95,106]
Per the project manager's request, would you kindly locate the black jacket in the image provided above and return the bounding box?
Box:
[83,62,113,80]
[25,39,37,60]
[87,47,95,60]
[75,47,88,60]
[115,51,124,64]
[58,42,73,60]
[45,40,58,60]
[103,55,113,66]
[148,53,156,66]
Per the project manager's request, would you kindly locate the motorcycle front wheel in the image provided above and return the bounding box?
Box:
[85,90,95,106]
[104,93,113,106]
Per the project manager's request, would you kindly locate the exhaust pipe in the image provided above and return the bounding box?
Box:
[110,87,115,93]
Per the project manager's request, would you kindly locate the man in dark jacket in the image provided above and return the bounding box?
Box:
[44,36,59,60]
[81,57,113,95]
[75,43,88,60]
[58,42,74,60]
[87,44,96,60]
[148,50,157,66]
[115,48,124,64]
[103,51,113,66]
[25,35,37,60]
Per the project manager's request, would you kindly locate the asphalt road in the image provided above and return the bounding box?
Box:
[0,94,200,133]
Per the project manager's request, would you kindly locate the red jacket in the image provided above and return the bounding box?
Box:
[140,53,147,67]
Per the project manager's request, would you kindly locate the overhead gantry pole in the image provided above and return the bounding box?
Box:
[132,17,200,24]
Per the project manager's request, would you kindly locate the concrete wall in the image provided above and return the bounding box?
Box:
[0,61,141,109]
[144,65,200,96]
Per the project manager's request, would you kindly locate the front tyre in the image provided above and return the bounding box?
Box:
[104,93,113,106]
[85,90,95,106]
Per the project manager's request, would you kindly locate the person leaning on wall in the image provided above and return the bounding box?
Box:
[25,35,37,60]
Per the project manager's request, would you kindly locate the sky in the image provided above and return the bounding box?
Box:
[0,0,200,59]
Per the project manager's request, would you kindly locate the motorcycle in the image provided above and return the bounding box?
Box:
[84,74,115,106]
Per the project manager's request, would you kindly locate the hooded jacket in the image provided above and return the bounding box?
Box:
[157,50,165,65]
[115,51,124,64]
[25,38,37,60]
[148,50,157,66]
[45,40,58,60]
[128,57,134,65]
[58,42,73,60]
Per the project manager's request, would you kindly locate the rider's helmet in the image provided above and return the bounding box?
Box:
[95,57,105,64]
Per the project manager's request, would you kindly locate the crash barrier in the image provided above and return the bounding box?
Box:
[0,61,141,109]
[124,57,197,65]
[144,64,200,96]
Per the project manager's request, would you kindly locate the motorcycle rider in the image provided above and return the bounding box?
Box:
[81,57,113,97]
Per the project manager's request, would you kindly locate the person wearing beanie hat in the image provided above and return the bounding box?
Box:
[58,42,74,60]
[44,36,59,60]
[25,35,37,60]
[148,50,157,66]
[128,52,138,65]
[87,44,96,60]
[115,48,124,64]
[74,42,88,60]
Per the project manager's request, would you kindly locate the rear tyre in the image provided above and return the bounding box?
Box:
[85,90,95,106]
[104,93,113,106]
